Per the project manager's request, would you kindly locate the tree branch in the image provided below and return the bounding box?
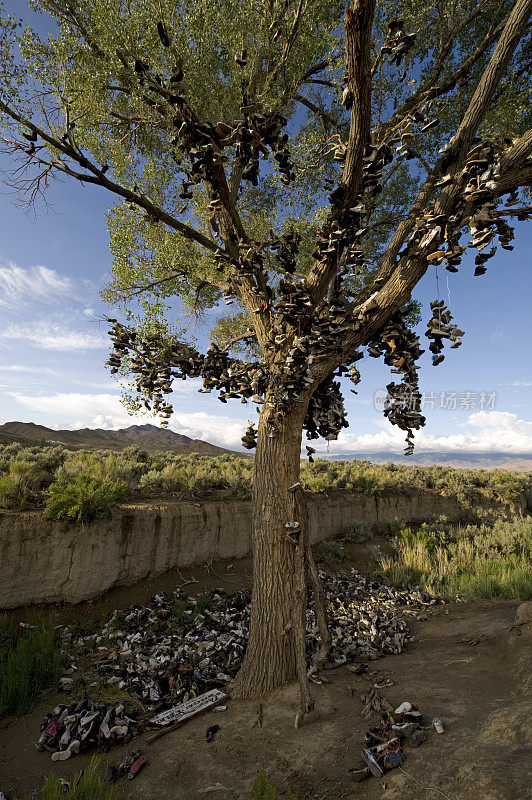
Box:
[221,329,257,352]
[451,0,531,156]
[262,0,308,95]
[0,99,223,255]
[302,0,375,307]
[374,15,507,145]
[337,0,532,365]
[294,94,339,131]
[341,0,376,209]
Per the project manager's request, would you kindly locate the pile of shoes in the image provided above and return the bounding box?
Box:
[310,571,439,665]
[409,137,519,279]
[241,422,258,449]
[382,20,417,68]
[54,572,439,752]
[352,698,438,781]
[82,588,248,708]
[425,299,465,365]
[304,375,349,443]
[35,699,140,761]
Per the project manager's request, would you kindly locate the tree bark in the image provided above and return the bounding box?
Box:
[231,400,310,698]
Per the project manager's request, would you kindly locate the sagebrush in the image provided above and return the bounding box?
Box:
[0,442,529,524]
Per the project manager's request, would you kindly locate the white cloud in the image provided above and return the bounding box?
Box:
[0,364,59,375]
[10,392,121,418]
[498,380,532,387]
[8,391,247,448]
[6,390,532,454]
[318,410,532,455]
[0,323,107,351]
[0,262,73,309]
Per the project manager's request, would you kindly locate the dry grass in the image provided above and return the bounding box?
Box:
[379,517,532,600]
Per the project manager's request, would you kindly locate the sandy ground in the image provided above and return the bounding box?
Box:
[1,549,530,800]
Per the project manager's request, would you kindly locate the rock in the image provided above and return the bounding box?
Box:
[513,602,532,629]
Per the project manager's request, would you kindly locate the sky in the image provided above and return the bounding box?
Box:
[0,1,531,456]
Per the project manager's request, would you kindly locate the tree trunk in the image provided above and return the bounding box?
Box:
[231,400,309,698]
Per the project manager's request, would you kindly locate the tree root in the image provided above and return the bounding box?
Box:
[291,484,315,727]
[305,542,332,677]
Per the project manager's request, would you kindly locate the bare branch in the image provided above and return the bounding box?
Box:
[262,0,308,94]
[494,204,532,216]
[221,329,257,352]
[294,94,339,131]
[0,99,223,255]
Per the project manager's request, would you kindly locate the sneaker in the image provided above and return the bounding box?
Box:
[105,765,119,784]
[205,724,219,743]
[433,717,445,733]
[362,748,384,777]
[373,677,393,688]
[127,754,147,779]
[394,701,412,714]
[383,748,404,769]
[51,740,80,761]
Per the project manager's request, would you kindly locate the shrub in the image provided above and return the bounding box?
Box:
[16,756,117,800]
[0,460,45,509]
[314,539,347,560]
[248,772,298,800]
[44,473,127,524]
[0,442,530,514]
[0,618,64,718]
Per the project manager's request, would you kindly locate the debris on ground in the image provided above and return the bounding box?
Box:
[433,717,445,733]
[35,699,141,759]
[105,750,146,783]
[36,570,440,760]
[149,689,227,727]
[355,697,442,781]
[205,724,220,742]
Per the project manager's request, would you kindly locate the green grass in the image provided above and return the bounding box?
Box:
[16,756,117,800]
[0,618,64,718]
[1,442,531,516]
[378,517,532,600]
[248,772,298,800]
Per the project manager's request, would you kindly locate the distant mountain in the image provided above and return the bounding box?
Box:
[0,422,235,456]
[2,423,531,470]
[324,450,532,471]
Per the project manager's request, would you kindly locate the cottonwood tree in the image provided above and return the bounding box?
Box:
[1,0,531,719]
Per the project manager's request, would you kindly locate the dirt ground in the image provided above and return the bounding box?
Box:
[1,548,530,800]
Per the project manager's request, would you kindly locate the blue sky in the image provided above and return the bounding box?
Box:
[0,1,531,455]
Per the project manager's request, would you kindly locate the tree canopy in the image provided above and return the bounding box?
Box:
[1,3,530,432]
[1,0,531,705]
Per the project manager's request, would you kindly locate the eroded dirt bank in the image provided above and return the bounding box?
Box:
[1,488,520,609]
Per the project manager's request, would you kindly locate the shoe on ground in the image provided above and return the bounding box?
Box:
[394,701,412,714]
[362,747,384,777]
[433,717,445,733]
